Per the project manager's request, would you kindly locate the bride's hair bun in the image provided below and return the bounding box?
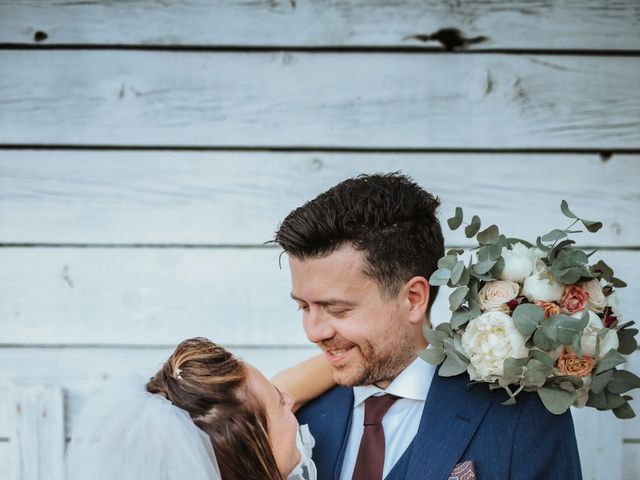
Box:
[146,337,283,479]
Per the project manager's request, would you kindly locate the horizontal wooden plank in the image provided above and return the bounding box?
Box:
[0,441,11,479]
[623,443,640,480]
[0,1,638,50]
[1,248,638,346]
[1,152,638,246]
[1,52,638,148]
[622,351,640,441]
[0,346,317,438]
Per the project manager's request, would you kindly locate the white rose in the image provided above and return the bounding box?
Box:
[522,262,565,302]
[574,309,619,359]
[581,279,606,313]
[478,280,520,311]
[607,291,622,319]
[461,311,529,382]
[500,243,538,283]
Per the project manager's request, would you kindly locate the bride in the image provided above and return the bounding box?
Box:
[65,337,335,480]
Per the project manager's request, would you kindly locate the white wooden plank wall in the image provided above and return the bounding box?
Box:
[0,1,639,479]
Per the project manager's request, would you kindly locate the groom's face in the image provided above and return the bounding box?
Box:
[289,244,417,388]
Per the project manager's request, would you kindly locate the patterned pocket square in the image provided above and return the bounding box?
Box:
[448,460,476,480]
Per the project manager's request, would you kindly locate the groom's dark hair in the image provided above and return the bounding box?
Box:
[274,172,445,315]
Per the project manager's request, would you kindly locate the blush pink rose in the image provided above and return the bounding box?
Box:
[560,285,589,314]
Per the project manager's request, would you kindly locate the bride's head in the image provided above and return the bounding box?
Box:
[146,337,300,480]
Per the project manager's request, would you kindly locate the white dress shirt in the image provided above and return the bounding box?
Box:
[338,357,436,480]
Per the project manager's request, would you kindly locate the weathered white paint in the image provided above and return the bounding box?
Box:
[1,152,638,246]
[1,248,637,346]
[623,443,640,480]
[572,406,622,480]
[1,52,638,148]
[8,384,64,480]
[1,0,638,49]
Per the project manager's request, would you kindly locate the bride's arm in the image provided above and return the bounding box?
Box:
[271,354,335,412]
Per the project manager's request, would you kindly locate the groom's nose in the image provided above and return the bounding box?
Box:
[303,307,335,344]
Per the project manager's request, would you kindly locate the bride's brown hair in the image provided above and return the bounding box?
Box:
[146,337,284,480]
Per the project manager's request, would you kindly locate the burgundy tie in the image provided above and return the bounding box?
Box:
[352,394,399,480]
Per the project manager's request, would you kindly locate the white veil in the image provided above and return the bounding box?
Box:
[66,377,221,480]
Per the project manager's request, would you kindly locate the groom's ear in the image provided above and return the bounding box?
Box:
[404,276,430,325]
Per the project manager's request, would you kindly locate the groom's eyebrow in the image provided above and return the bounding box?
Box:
[290,293,356,307]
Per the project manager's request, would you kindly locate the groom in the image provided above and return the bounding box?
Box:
[274,173,582,480]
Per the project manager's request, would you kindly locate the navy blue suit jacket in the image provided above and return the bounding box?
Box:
[297,370,582,480]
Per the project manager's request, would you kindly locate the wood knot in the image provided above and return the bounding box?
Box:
[599,152,613,162]
[33,31,48,42]
[403,28,488,51]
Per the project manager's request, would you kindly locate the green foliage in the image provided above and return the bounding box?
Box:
[449,286,469,311]
[477,225,499,245]
[448,207,463,230]
[465,215,481,238]
[427,199,639,418]
[595,349,626,375]
[538,387,575,415]
[512,304,544,336]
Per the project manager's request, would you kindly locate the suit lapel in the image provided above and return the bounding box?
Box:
[332,389,354,480]
[399,373,491,480]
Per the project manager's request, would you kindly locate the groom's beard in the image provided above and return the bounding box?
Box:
[320,329,416,387]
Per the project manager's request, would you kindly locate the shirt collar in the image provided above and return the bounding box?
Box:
[352,357,435,408]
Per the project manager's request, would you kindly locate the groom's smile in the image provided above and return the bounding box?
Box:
[289,244,422,388]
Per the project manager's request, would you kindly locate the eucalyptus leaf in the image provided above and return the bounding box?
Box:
[437,255,458,270]
[502,357,527,384]
[533,323,561,350]
[611,277,627,288]
[489,256,505,279]
[538,387,575,415]
[506,237,535,249]
[593,260,614,282]
[449,286,470,311]
[429,268,451,286]
[536,236,551,252]
[560,200,577,219]
[590,369,614,395]
[523,359,552,388]
[451,308,472,329]
[477,225,499,245]
[473,260,497,275]
[548,239,576,264]
[422,326,447,348]
[418,347,445,365]
[439,354,469,377]
[541,229,568,242]
[581,219,603,233]
[606,370,640,395]
[595,349,626,375]
[465,215,481,238]
[556,313,588,346]
[512,304,544,336]
[586,389,607,409]
[447,249,465,256]
[450,261,465,285]
[529,349,554,368]
[447,207,464,230]
[617,328,639,355]
[612,401,635,419]
[436,322,453,336]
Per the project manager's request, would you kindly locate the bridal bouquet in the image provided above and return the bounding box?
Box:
[421,201,639,417]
